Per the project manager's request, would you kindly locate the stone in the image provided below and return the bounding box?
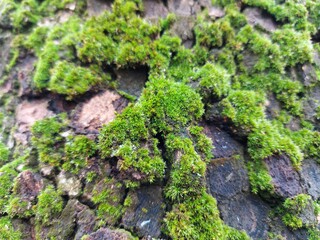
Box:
[14,170,44,202]
[202,122,243,159]
[208,6,225,19]
[265,93,281,120]
[86,0,112,17]
[17,56,37,97]
[14,99,54,145]
[50,200,89,239]
[206,157,249,201]
[121,185,165,238]
[57,171,82,198]
[218,194,270,239]
[115,67,148,98]
[72,90,129,133]
[243,7,277,33]
[143,0,168,21]
[242,50,259,72]
[12,219,35,240]
[264,154,304,199]
[298,63,319,87]
[300,159,320,200]
[85,228,135,240]
[169,15,195,48]
[74,207,96,240]
[0,31,11,79]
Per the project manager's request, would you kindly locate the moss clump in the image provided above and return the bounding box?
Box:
[195,63,231,101]
[35,185,64,226]
[99,105,165,184]
[221,90,266,130]
[11,0,39,31]
[6,196,34,218]
[92,178,125,226]
[31,114,67,167]
[0,142,9,164]
[0,216,22,240]
[165,192,249,240]
[281,194,318,230]
[62,135,96,174]
[0,158,23,213]
[141,78,204,134]
[49,61,104,99]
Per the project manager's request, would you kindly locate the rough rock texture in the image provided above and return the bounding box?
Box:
[72,90,129,133]
[300,159,320,200]
[14,170,44,201]
[57,171,82,198]
[86,228,135,240]
[121,185,165,238]
[264,154,304,199]
[243,7,277,33]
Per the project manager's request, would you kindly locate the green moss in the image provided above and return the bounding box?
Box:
[92,178,125,226]
[49,61,105,99]
[7,196,34,218]
[35,185,64,226]
[11,0,39,31]
[221,90,266,130]
[0,158,23,213]
[0,216,22,240]
[0,142,9,164]
[189,125,213,162]
[247,160,273,194]
[164,192,249,240]
[31,114,67,167]
[141,78,204,134]
[281,194,317,230]
[196,63,231,100]
[63,135,96,174]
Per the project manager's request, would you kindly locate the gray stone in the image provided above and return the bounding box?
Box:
[219,194,271,239]
[115,67,148,98]
[264,154,304,199]
[57,171,82,198]
[300,159,320,200]
[143,0,168,21]
[86,228,135,240]
[243,7,277,33]
[202,123,243,159]
[74,207,96,240]
[121,185,165,238]
[206,157,249,201]
[87,0,112,17]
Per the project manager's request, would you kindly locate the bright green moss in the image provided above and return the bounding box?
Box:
[38,0,74,15]
[33,41,60,89]
[196,63,231,100]
[0,158,23,213]
[272,28,313,67]
[99,105,165,184]
[281,194,317,230]
[221,90,266,130]
[7,197,34,218]
[23,26,49,54]
[0,0,16,27]
[189,125,213,162]
[49,61,103,99]
[10,0,39,31]
[165,192,249,240]
[63,135,97,174]
[35,185,64,226]
[141,78,204,134]
[0,216,22,240]
[0,142,9,164]
[165,134,206,202]
[31,114,67,166]
[247,160,273,194]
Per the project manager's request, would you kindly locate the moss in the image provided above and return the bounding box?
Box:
[0,216,22,240]
[11,0,39,31]
[281,194,317,230]
[31,114,67,167]
[92,178,125,226]
[35,185,64,226]
[0,158,23,213]
[164,192,249,240]
[49,61,105,99]
[0,142,9,164]
[272,28,313,67]
[221,90,266,130]
[7,196,34,218]
[247,160,273,194]
[189,125,213,162]
[195,62,231,101]
[63,135,96,174]
[141,78,204,134]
